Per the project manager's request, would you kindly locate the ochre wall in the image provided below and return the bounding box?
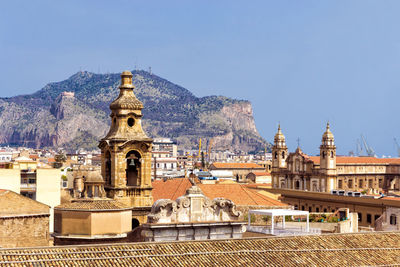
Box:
[57,210,91,235]
[56,210,132,236]
[36,168,61,233]
[90,210,132,235]
[0,215,49,248]
[0,169,20,194]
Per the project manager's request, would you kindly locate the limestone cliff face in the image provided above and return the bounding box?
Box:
[0,70,269,152]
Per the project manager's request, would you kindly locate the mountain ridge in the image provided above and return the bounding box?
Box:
[0,70,270,153]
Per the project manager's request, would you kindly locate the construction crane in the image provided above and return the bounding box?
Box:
[361,135,376,157]
[394,138,400,157]
[356,139,364,156]
[208,138,213,162]
[198,138,202,160]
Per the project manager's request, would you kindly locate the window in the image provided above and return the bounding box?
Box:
[301,206,305,211]
[348,179,353,188]
[359,179,364,188]
[358,213,362,222]
[367,213,374,223]
[282,151,285,159]
[368,179,373,188]
[324,208,327,213]
[316,207,320,212]
[374,215,380,222]
[330,151,334,158]
[294,205,298,210]
[322,151,326,159]
[309,207,312,212]
[274,152,278,159]
[379,179,383,188]
[338,180,343,189]
[331,209,335,213]
[127,117,135,127]
[390,214,397,225]
[295,180,300,190]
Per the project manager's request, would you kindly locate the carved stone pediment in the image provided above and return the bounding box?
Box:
[147,185,242,223]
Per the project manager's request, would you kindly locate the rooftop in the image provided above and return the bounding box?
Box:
[2,232,400,266]
[152,178,286,207]
[210,162,265,169]
[55,199,130,211]
[0,190,49,217]
[308,156,400,165]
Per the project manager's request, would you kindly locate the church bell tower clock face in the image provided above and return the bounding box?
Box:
[98,70,153,212]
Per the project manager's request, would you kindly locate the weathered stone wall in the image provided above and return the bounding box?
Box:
[0,215,49,248]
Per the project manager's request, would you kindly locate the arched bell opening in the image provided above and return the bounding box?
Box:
[132,218,140,229]
[105,151,111,185]
[126,150,141,186]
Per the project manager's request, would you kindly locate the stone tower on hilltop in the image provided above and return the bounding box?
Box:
[99,70,153,223]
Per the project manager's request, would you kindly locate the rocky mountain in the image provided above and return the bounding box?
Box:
[0,70,270,153]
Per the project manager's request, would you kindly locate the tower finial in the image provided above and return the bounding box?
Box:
[120,70,134,89]
[326,121,330,130]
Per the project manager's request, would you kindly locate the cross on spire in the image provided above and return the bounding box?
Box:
[297,137,301,148]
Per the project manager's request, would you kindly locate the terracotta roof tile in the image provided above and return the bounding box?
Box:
[152,178,193,201]
[210,162,265,169]
[55,200,130,211]
[152,179,285,207]
[308,156,400,165]
[2,233,400,266]
[199,184,286,206]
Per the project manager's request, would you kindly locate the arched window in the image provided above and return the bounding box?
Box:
[330,151,334,158]
[282,151,285,159]
[295,180,300,190]
[274,152,278,159]
[126,150,141,186]
[132,218,140,229]
[105,151,111,185]
[390,214,397,225]
[322,151,326,159]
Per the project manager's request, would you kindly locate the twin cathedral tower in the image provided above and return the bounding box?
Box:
[271,123,337,192]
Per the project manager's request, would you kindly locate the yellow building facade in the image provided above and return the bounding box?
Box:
[99,71,153,223]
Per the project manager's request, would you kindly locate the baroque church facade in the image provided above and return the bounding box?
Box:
[272,124,400,193]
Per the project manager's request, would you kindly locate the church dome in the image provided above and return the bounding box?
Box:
[85,171,104,184]
[322,122,334,140]
[274,124,286,142]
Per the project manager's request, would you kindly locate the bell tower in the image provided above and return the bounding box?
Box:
[271,124,288,188]
[99,70,153,222]
[319,122,337,192]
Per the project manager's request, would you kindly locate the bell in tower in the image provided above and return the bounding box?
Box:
[99,70,153,223]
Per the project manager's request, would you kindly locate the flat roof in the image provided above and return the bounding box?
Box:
[249,209,309,216]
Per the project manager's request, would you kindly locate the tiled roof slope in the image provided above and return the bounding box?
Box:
[152,179,286,207]
[308,156,400,165]
[210,162,265,169]
[55,200,130,211]
[0,190,49,216]
[199,184,285,206]
[2,232,400,266]
[152,178,193,202]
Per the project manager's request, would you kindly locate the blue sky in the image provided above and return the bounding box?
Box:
[1,1,400,156]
